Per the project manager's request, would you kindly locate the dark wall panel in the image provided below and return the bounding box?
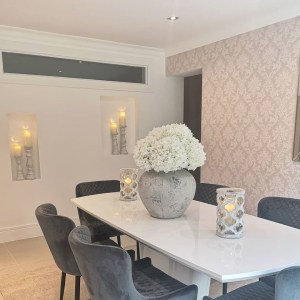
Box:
[2,52,146,84]
[184,74,202,182]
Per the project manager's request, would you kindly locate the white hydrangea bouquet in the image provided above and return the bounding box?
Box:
[133,123,206,173]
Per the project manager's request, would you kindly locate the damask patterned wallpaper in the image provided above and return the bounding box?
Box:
[167,17,300,214]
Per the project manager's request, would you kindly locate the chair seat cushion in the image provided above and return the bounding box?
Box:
[213,281,274,300]
[260,275,276,288]
[80,211,122,242]
[132,258,186,297]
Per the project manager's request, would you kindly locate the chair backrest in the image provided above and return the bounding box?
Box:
[35,203,80,276]
[69,226,140,300]
[75,180,121,242]
[76,180,120,197]
[258,197,300,229]
[194,183,228,205]
[275,267,300,300]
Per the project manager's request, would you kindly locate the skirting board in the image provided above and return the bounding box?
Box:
[0,218,80,243]
[0,218,136,247]
[0,222,47,243]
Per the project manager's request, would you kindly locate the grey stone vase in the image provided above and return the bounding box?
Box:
[138,169,196,219]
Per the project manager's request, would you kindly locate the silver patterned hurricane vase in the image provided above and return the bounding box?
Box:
[120,168,138,201]
[216,188,245,239]
[138,169,196,219]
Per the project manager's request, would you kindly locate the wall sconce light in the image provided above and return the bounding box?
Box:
[110,108,128,155]
[119,109,128,155]
[11,139,25,181]
[23,126,35,180]
[8,114,40,181]
[110,120,119,155]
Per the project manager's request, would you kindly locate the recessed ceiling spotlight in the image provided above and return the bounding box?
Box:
[167,16,179,21]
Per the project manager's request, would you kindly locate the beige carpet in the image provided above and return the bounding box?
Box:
[0,263,254,299]
[0,263,89,300]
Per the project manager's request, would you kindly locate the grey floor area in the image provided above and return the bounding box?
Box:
[0,236,254,299]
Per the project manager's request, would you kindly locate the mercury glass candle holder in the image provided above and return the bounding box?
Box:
[216,188,245,239]
[15,156,25,180]
[120,168,138,201]
[119,126,128,154]
[24,146,35,180]
[111,132,119,155]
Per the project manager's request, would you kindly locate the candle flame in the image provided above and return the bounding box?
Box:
[124,177,132,185]
[225,203,236,213]
[23,129,31,138]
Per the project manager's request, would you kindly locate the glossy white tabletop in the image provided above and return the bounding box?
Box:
[71,192,300,283]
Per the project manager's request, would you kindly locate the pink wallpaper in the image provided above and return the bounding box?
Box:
[167,17,300,214]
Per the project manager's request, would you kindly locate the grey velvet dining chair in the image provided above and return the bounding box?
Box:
[194,183,228,206]
[69,225,198,300]
[76,180,122,244]
[35,203,81,300]
[202,266,300,300]
[76,179,141,259]
[194,182,228,294]
[257,196,300,288]
[35,203,120,300]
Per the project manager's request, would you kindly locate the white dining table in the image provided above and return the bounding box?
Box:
[71,192,300,300]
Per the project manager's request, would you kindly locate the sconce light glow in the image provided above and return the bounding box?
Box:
[110,120,118,135]
[167,16,179,21]
[11,138,22,157]
[119,108,126,127]
[22,126,33,148]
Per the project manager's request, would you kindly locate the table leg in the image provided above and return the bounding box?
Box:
[140,244,211,300]
[191,270,211,300]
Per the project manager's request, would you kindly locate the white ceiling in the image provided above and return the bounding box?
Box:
[0,0,299,56]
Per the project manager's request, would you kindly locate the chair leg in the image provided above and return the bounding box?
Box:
[60,272,66,300]
[117,235,121,246]
[136,241,140,260]
[75,276,80,300]
[223,283,228,294]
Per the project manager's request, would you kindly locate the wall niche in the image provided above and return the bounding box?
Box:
[100,96,137,155]
[8,114,41,181]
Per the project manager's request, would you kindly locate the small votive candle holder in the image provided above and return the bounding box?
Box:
[120,168,138,201]
[216,188,245,239]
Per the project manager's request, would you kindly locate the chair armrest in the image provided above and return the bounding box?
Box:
[202,297,213,300]
[153,284,198,300]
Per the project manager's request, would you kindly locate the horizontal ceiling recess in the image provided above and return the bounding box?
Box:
[2,52,146,84]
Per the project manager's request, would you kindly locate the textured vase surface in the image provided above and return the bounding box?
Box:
[138,169,196,219]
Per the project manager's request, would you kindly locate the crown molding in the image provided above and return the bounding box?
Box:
[0,25,164,58]
[0,26,162,92]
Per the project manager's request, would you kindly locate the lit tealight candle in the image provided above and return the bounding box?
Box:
[119,110,126,127]
[225,203,236,213]
[12,141,22,157]
[120,168,138,201]
[124,177,132,185]
[110,121,118,135]
[23,127,33,148]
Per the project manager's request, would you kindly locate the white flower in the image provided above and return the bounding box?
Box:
[133,123,206,172]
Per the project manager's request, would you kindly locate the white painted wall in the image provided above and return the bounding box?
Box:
[0,27,184,242]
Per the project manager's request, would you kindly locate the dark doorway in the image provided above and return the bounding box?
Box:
[184,74,202,182]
